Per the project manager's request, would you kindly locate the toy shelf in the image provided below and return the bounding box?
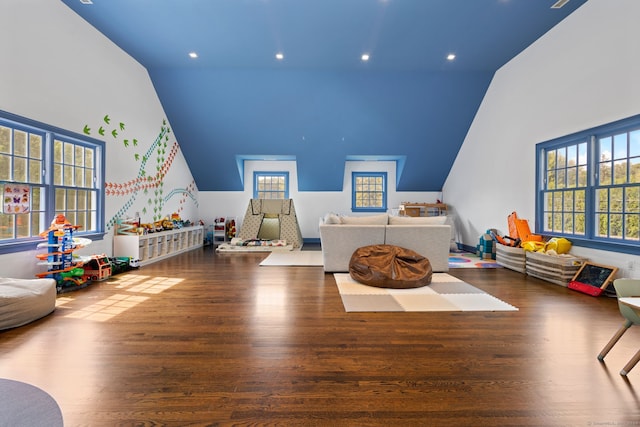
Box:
[113,226,203,266]
[212,217,236,245]
[399,202,447,217]
[213,218,226,244]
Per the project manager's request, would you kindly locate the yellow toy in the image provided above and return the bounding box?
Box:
[544,237,572,254]
[522,241,545,252]
[521,237,572,254]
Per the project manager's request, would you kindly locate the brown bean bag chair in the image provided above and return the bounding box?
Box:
[349,244,432,289]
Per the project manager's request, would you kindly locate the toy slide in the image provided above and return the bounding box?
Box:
[35,237,91,259]
[115,220,138,235]
[36,265,81,278]
[72,237,92,248]
[36,243,63,248]
[35,215,94,291]
[36,250,74,260]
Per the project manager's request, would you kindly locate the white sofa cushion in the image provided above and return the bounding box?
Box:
[319,224,387,272]
[340,214,389,225]
[388,215,447,225]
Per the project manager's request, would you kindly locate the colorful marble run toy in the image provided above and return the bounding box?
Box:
[35,214,92,292]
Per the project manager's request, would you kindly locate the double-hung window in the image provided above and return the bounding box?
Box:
[352,172,387,212]
[254,172,289,199]
[0,111,104,254]
[536,114,640,254]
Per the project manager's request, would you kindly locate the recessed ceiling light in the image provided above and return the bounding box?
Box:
[447,53,456,61]
[275,52,284,60]
[361,53,370,62]
[551,0,570,8]
[188,52,198,59]
[79,0,93,4]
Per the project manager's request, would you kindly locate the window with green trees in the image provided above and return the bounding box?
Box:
[253,172,289,199]
[352,172,387,212]
[537,114,640,253]
[0,111,104,254]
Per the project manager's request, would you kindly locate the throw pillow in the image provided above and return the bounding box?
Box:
[323,213,341,224]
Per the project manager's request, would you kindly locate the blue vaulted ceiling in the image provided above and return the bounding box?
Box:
[60,0,587,191]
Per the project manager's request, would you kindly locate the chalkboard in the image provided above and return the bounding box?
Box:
[571,262,618,290]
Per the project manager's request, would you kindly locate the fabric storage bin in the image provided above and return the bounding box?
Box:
[525,251,585,286]
[496,244,526,273]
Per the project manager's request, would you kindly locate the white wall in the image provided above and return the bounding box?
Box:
[443,0,640,276]
[198,160,441,240]
[0,0,198,279]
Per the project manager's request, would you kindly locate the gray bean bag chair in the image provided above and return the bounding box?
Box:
[0,278,56,330]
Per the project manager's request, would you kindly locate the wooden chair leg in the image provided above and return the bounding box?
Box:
[598,322,632,361]
[620,349,640,376]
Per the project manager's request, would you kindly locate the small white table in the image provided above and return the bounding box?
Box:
[619,297,640,310]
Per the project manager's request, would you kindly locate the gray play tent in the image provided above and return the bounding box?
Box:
[237,199,303,248]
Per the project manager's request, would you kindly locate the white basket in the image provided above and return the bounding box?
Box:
[496,244,526,273]
[525,251,586,286]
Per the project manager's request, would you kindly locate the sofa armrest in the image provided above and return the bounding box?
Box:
[319,225,386,272]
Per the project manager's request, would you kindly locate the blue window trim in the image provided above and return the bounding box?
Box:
[535,113,640,255]
[253,171,289,199]
[0,110,105,255]
[352,171,387,213]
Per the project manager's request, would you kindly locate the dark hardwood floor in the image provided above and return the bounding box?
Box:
[1,247,640,426]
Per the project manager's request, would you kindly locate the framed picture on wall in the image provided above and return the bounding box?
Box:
[2,184,30,214]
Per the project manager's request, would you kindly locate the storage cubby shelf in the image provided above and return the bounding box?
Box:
[113,226,203,266]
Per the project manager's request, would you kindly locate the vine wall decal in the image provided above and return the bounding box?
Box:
[82,116,199,230]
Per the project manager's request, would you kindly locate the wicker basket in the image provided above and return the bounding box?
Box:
[525,251,586,286]
[496,244,526,273]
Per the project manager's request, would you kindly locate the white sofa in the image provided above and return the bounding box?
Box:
[319,213,451,273]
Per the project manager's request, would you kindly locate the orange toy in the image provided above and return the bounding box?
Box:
[507,211,542,243]
[39,214,80,238]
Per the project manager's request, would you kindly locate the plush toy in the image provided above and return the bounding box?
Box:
[226,219,236,239]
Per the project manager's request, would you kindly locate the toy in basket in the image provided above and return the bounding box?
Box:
[494,212,578,282]
[508,211,542,244]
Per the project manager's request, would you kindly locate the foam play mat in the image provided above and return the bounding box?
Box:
[334,273,517,312]
[449,252,502,269]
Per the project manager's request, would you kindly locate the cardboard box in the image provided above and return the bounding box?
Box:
[404,207,421,217]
